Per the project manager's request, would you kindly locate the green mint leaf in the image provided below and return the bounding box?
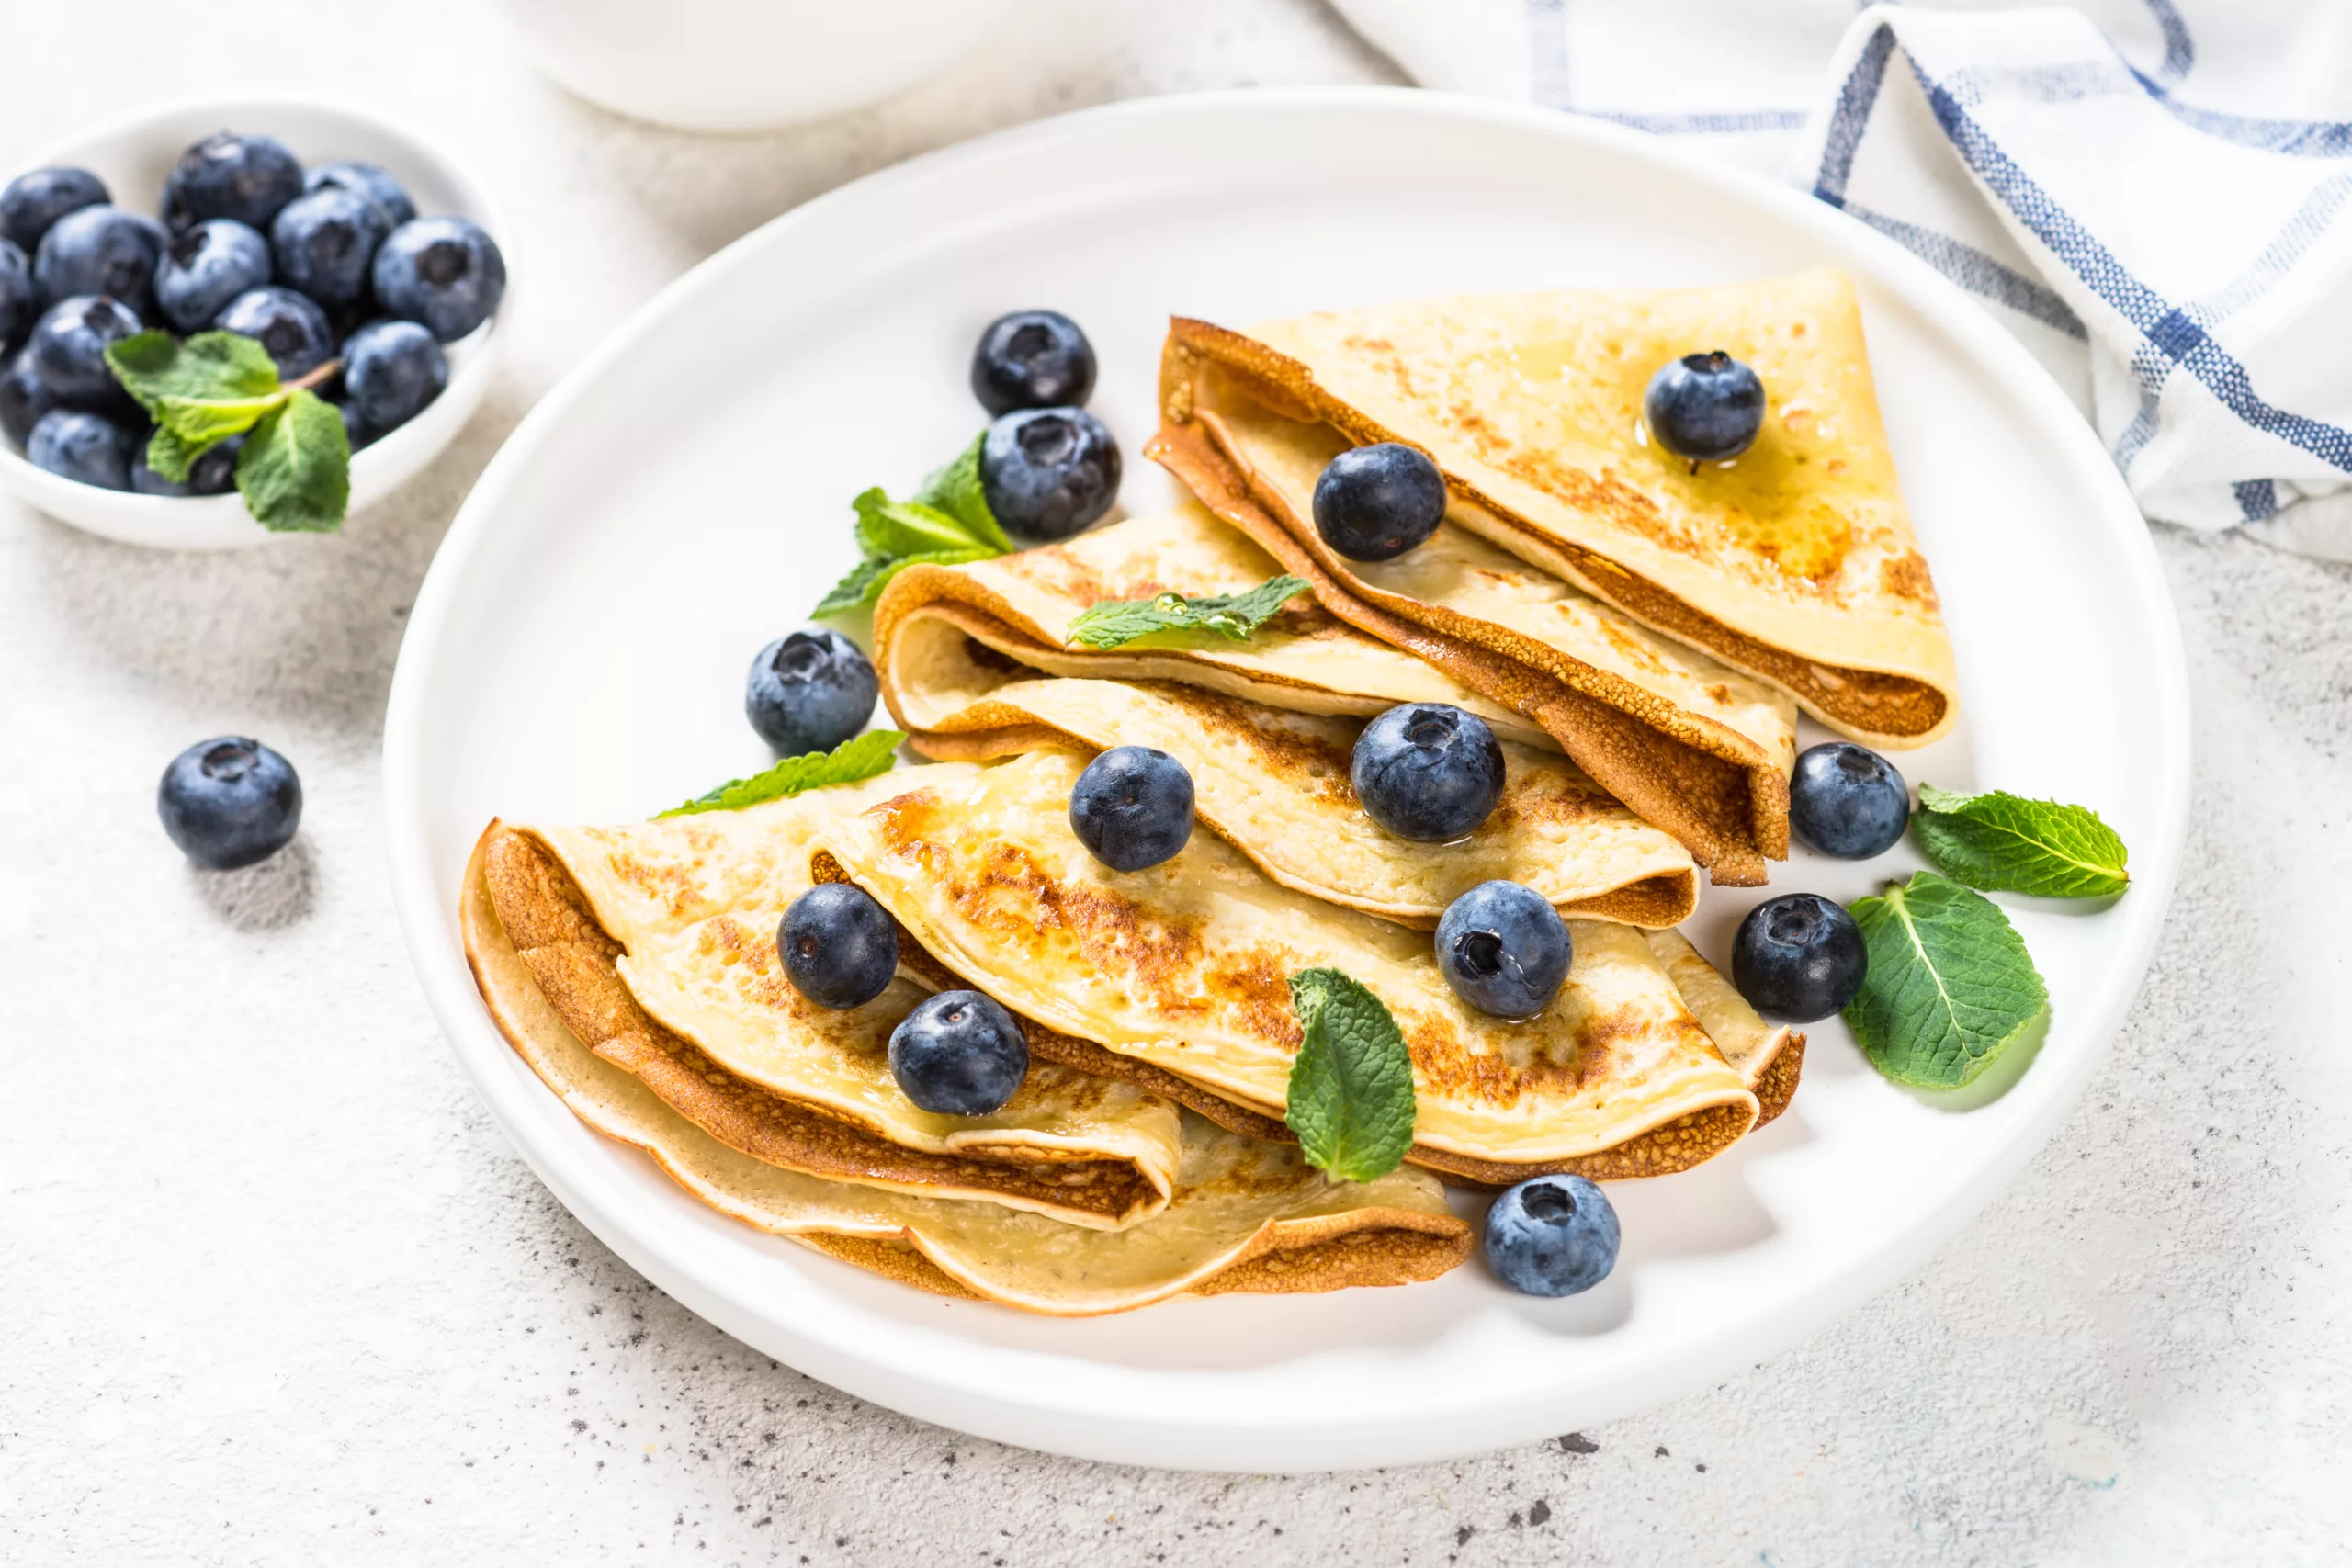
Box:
[1844,871,2049,1089]
[107,331,285,446]
[1064,575,1309,649]
[1283,966,1417,1183]
[816,437,1012,618]
[657,729,905,818]
[1914,785,2130,898]
[234,390,350,533]
[850,489,993,559]
[143,424,213,485]
[909,434,1012,553]
[813,547,997,616]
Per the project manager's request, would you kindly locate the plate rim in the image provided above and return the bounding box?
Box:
[382,85,2191,1471]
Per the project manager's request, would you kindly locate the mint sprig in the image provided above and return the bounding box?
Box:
[656,729,905,818]
[1845,871,2049,1089]
[1064,575,1309,649]
[815,434,1011,615]
[1914,786,2129,898]
[106,331,350,532]
[1284,967,1418,1183]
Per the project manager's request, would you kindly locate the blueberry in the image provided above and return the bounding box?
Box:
[0,239,35,344]
[32,207,164,316]
[340,319,446,434]
[28,409,135,490]
[130,432,242,497]
[338,400,379,451]
[0,166,108,254]
[1645,351,1766,463]
[777,883,899,1010]
[969,310,1096,416]
[27,295,141,406]
[269,187,391,310]
[304,161,416,228]
[167,133,305,231]
[744,630,876,755]
[1,346,59,446]
[1069,746,1194,873]
[888,989,1029,1116]
[153,220,272,334]
[1350,703,1505,841]
[1789,742,1910,859]
[371,217,505,342]
[1483,1175,1620,1297]
[157,736,302,870]
[212,287,335,380]
[1312,442,1446,562]
[1732,893,1868,1022]
[1436,881,1571,1018]
[978,407,1120,541]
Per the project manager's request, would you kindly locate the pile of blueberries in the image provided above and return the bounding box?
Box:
[0,131,504,493]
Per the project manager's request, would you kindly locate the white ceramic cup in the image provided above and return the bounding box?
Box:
[494,0,1016,133]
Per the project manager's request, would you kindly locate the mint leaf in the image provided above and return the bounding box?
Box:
[1284,967,1417,1183]
[909,434,1012,553]
[235,390,349,533]
[1914,785,2130,898]
[107,331,284,446]
[1845,871,2049,1089]
[814,547,997,617]
[850,489,991,559]
[657,729,905,818]
[815,436,1012,616]
[1065,575,1309,649]
[142,424,211,485]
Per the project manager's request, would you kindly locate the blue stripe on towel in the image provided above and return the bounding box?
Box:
[1814,22,1899,206]
[1842,205,2087,338]
[2233,479,2278,521]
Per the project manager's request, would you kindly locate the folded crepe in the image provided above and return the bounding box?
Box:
[474,768,1188,1229]
[463,841,1472,1314]
[1157,269,1958,750]
[813,751,1792,1185]
[875,524,1697,927]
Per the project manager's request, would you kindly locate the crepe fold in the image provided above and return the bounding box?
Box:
[463,840,1471,1314]
[475,768,1190,1230]
[813,751,1802,1186]
[1156,268,1958,753]
[874,511,1698,929]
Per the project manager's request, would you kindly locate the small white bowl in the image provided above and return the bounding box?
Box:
[0,97,507,551]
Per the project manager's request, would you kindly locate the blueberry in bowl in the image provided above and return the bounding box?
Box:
[341,320,447,434]
[1351,702,1505,841]
[131,433,241,497]
[978,406,1120,541]
[303,161,416,228]
[778,883,900,1010]
[156,736,302,869]
[1731,893,1868,1022]
[1645,351,1765,463]
[0,346,59,447]
[154,219,272,334]
[1313,442,1447,562]
[372,216,505,342]
[0,239,36,344]
[0,165,108,254]
[888,989,1030,1116]
[1069,746,1194,873]
[1788,741,1909,859]
[970,310,1096,416]
[1437,880,1570,1019]
[1484,1174,1620,1297]
[211,286,336,380]
[745,629,877,755]
[28,409,136,491]
[166,132,305,231]
[271,186,392,310]
[32,206,165,316]
[27,295,142,405]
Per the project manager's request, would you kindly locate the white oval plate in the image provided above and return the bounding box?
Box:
[384,89,2188,1472]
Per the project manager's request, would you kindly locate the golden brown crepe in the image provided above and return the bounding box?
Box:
[1644,928,1804,1126]
[1159,270,1958,749]
[478,768,1188,1229]
[463,840,1472,1314]
[814,751,1770,1186]
[875,540,1698,927]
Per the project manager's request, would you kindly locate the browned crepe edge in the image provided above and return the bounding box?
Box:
[1749,1030,1805,1129]
[463,834,1472,1310]
[1147,391,1783,888]
[1160,314,1951,743]
[479,821,1168,1227]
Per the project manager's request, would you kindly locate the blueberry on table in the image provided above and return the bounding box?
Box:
[1437,880,1571,1019]
[304,161,416,228]
[969,310,1096,416]
[1484,1175,1620,1297]
[166,133,305,231]
[1645,351,1765,463]
[28,409,135,491]
[1732,893,1868,1022]
[888,989,1030,1116]
[1312,442,1447,562]
[270,187,391,310]
[777,883,899,1010]
[371,217,506,342]
[27,295,142,406]
[0,166,108,254]
[1789,742,1909,859]
[1,346,59,447]
[0,239,35,344]
[1351,702,1505,842]
[340,320,447,434]
[32,207,165,316]
[744,629,877,755]
[978,406,1120,541]
[1069,746,1194,873]
[154,220,273,334]
[211,287,335,380]
[157,737,302,870]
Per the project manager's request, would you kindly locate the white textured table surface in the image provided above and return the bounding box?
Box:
[6,4,2347,1562]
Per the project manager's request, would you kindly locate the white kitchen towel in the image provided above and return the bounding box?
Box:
[1329,0,2352,558]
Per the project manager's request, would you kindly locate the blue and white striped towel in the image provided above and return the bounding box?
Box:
[1329,0,2352,558]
